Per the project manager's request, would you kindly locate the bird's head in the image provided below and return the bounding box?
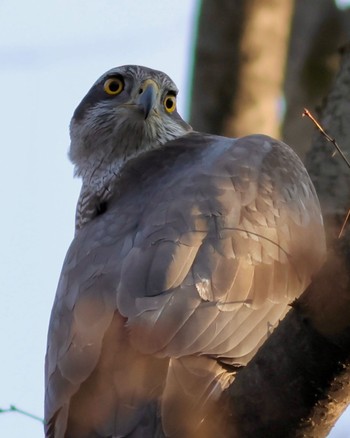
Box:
[69,65,192,178]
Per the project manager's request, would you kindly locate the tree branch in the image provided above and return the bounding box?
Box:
[0,405,44,424]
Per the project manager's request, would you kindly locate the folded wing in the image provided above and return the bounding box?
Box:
[45,132,326,437]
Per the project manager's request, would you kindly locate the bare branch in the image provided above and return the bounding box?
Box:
[0,404,44,424]
[303,107,350,237]
[303,108,350,170]
[339,209,350,239]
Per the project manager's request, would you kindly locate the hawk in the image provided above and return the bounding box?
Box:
[45,65,326,437]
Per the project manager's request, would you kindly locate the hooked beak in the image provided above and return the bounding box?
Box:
[137,79,159,119]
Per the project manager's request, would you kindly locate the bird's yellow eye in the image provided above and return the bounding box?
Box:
[164,95,176,113]
[104,77,124,95]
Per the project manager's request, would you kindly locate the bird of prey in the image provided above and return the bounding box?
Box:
[45,65,326,438]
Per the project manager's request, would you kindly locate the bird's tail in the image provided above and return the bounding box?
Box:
[161,355,235,437]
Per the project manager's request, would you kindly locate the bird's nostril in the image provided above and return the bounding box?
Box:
[138,88,143,94]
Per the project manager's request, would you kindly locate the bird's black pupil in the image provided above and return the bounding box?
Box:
[110,81,120,92]
[166,98,173,109]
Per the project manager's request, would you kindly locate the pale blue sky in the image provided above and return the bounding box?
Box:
[0,1,349,437]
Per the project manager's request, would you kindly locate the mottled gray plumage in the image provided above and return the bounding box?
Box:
[45,65,326,437]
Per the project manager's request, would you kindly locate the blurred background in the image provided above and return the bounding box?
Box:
[1,1,350,436]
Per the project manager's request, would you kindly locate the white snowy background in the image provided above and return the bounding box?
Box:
[0,1,349,437]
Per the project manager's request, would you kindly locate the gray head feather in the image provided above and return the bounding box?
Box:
[69,65,192,181]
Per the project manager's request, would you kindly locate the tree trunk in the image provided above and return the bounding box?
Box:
[282,0,349,160]
[189,0,245,135]
[189,0,294,139]
[222,0,294,139]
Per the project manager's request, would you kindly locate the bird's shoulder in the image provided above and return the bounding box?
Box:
[115,131,310,199]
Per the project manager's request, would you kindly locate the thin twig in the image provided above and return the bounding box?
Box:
[0,404,44,424]
[303,108,350,238]
[338,208,350,239]
[302,108,350,169]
